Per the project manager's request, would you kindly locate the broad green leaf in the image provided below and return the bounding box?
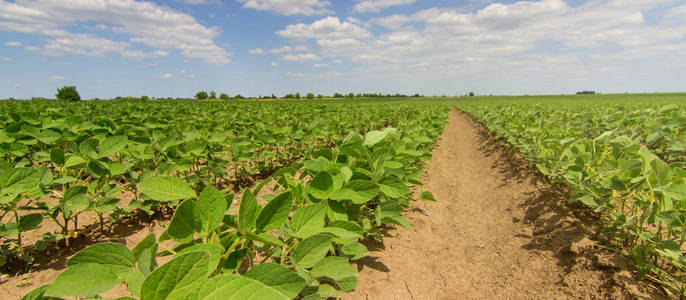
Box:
[18,213,43,231]
[21,285,60,300]
[0,168,40,195]
[650,159,673,187]
[45,263,121,297]
[67,243,135,276]
[64,155,88,169]
[195,274,289,300]
[256,191,292,232]
[341,242,369,260]
[378,176,410,198]
[194,186,227,235]
[132,234,158,276]
[238,189,261,233]
[311,256,358,292]
[363,129,395,147]
[291,204,327,239]
[125,270,146,297]
[307,172,334,199]
[244,263,306,299]
[176,243,223,274]
[331,180,379,204]
[291,234,332,269]
[166,199,195,243]
[99,135,128,157]
[50,148,65,166]
[63,185,89,215]
[140,251,211,300]
[139,177,196,202]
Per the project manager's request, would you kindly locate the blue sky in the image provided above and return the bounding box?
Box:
[1,0,685,99]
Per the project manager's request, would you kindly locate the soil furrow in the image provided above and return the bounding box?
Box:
[346,109,661,300]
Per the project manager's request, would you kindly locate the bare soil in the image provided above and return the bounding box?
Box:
[345,109,666,300]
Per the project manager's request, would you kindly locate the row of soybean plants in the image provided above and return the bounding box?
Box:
[0,100,432,268]
[22,104,450,300]
[457,101,686,295]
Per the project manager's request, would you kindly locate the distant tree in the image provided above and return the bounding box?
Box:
[576,91,596,95]
[234,94,244,99]
[333,93,343,98]
[140,95,149,101]
[317,94,323,99]
[209,91,217,99]
[56,86,81,101]
[469,92,475,97]
[195,91,208,100]
[295,93,301,99]
[220,93,230,100]
[306,93,315,100]
[347,93,355,98]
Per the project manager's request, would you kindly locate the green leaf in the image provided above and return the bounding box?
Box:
[88,160,111,177]
[244,263,306,299]
[125,270,146,297]
[166,199,195,243]
[650,159,674,187]
[378,176,410,198]
[45,263,121,297]
[50,148,65,166]
[256,191,292,232]
[176,243,223,274]
[0,168,40,195]
[99,135,128,157]
[311,256,358,292]
[132,234,157,276]
[291,234,332,269]
[291,204,327,239]
[238,189,261,234]
[21,285,60,300]
[67,243,135,276]
[139,177,196,202]
[18,213,43,231]
[63,185,89,215]
[64,155,88,169]
[307,172,334,199]
[195,274,290,300]
[420,191,437,202]
[194,186,227,235]
[363,129,395,147]
[331,180,379,204]
[140,251,211,300]
[341,242,369,260]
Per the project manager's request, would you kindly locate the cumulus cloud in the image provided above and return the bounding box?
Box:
[4,41,21,46]
[0,56,10,61]
[353,0,415,13]
[237,0,333,16]
[285,71,304,77]
[272,0,686,80]
[282,53,320,61]
[0,0,231,64]
[49,75,67,80]
[161,73,173,79]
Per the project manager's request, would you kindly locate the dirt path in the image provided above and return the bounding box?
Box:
[346,109,660,300]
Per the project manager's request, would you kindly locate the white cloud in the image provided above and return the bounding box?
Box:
[277,17,372,40]
[179,70,186,75]
[237,0,333,16]
[313,63,328,67]
[0,0,231,64]
[4,41,21,46]
[49,75,67,80]
[285,71,304,77]
[147,63,158,67]
[0,56,10,61]
[121,50,168,59]
[271,61,279,67]
[282,53,320,61]
[161,73,173,79]
[332,59,343,64]
[187,74,197,78]
[353,0,415,13]
[249,45,308,55]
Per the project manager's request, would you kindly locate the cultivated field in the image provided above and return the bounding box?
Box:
[1,94,685,299]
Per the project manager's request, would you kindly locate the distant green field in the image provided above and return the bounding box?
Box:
[458,93,686,105]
